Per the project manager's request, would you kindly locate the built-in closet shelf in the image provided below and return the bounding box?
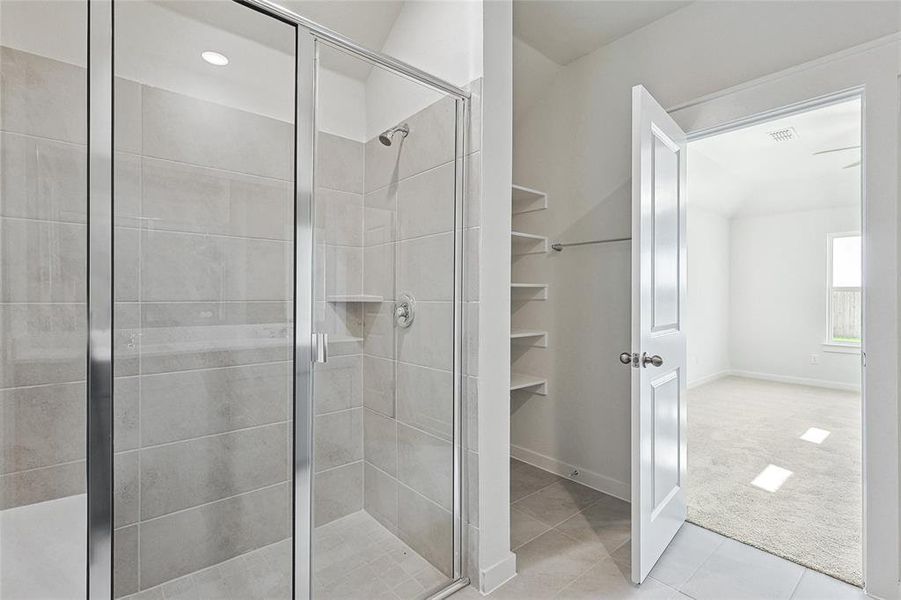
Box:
[325,295,383,303]
[512,230,548,254]
[512,184,548,215]
[510,372,547,395]
[511,283,548,300]
[511,329,548,347]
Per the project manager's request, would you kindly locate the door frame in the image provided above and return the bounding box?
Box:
[85,1,472,598]
[667,35,899,599]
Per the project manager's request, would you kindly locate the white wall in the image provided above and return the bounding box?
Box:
[365,0,482,139]
[730,206,861,388]
[512,1,897,495]
[686,207,731,386]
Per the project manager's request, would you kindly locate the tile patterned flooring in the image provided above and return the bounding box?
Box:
[121,511,448,600]
[453,459,866,600]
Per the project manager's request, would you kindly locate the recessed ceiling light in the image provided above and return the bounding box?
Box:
[201,51,229,66]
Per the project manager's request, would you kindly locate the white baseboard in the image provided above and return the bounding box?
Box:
[510,444,630,502]
[728,369,861,393]
[687,369,731,390]
[479,551,517,594]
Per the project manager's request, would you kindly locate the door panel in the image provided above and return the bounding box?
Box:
[631,84,688,584]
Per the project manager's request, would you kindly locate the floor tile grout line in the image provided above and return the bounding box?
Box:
[673,532,727,594]
[786,568,808,600]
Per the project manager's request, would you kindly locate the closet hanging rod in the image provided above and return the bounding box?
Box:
[551,237,631,251]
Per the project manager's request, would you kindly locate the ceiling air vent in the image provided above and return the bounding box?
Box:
[767,127,798,143]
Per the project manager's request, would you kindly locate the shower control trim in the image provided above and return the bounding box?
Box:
[395,293,416,328]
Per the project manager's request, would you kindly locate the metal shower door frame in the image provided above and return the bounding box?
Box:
[86,0,471,598]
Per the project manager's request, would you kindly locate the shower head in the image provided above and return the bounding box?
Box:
[378,123,409,146]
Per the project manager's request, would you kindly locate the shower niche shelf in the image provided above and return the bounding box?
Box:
[511,372,547,395]
[512,184,548,215]
[326,294,383,303]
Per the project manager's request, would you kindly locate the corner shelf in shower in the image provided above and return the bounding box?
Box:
[512,184,548,215]
[511,372,547,395]
[326,294,383,303]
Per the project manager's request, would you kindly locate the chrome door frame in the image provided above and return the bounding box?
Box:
[86,0,471,597]
[87,0,114,598]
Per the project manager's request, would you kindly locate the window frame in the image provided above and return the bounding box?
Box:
[825,231,862,351]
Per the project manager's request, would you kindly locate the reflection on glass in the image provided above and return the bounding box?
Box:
[112,1,295,596]
[311,43,458,599]
[0,1,88,597]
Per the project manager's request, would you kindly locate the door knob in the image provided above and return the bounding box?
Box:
[619,352,633,365]
[641,352,663,368]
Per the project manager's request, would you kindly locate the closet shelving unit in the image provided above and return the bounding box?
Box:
[510,184,548,396]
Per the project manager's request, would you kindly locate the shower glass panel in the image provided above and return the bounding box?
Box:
[312,43,460,599]
[0,2,88,597]
[112,2,295,596]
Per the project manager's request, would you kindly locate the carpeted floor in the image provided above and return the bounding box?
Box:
[686,375,862,585]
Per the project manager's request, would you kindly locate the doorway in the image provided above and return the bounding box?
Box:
[684,98,863,584]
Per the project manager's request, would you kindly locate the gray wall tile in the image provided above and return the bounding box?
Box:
[142,158,291,240]
[141,362,290,446]
[314,408,363,472]
[363,408,396,477]
[397,486,453,577]
[316,188,363,246]
[0,303,85,388]
[364,463,397,532]
[114,450,139,528]
[363,356,395,417]
[362,244,394,302]
[142,86,292,180]
[396,162,455,240]
[115,377,140,452]
[397,424,453,511]
[314,462,362,526]
[0,132,86,223]
[317,133,364,193]
[140,302,289,374]
[114,77,142,154]
[398,97,456,181]
[140,423,287,519]
[363,185,396,246]
[0,218,85,302]
[0,47,86,143]
[396,302,453,371]
[139,483,289,588]
[114,525,140,597]
[362,302,394,358]
[324,245,363,297]
[0,460,84,509]
[0,382,84,474]
[314,355,362,415]
[396,363,452,441]
[141,230,290,302]
[397,233,454,301]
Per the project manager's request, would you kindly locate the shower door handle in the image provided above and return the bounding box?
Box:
[312,333,328,364]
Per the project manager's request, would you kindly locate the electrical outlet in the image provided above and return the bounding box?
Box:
[809,354,820,365]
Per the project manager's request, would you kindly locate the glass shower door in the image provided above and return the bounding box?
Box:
[111,2,296,596]
[311,43,462,599]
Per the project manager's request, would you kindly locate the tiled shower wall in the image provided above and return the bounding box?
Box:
[1,43,483,593]
[0,47,88,509]
[113,75,295,595]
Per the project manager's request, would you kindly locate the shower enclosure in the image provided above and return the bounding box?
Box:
[0,1,469,598]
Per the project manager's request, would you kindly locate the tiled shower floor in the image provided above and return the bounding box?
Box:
[120,511,447,600]
[2,493,445,600]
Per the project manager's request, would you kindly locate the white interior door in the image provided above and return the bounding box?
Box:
[629,84,688,584]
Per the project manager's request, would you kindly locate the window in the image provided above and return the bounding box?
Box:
[827,233,861,346]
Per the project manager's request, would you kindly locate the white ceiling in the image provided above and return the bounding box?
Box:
[688,98,862,219]
[513,0,692,65]
[158,0,405,80]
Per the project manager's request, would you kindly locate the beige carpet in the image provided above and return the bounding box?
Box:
[686,376,862,585]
